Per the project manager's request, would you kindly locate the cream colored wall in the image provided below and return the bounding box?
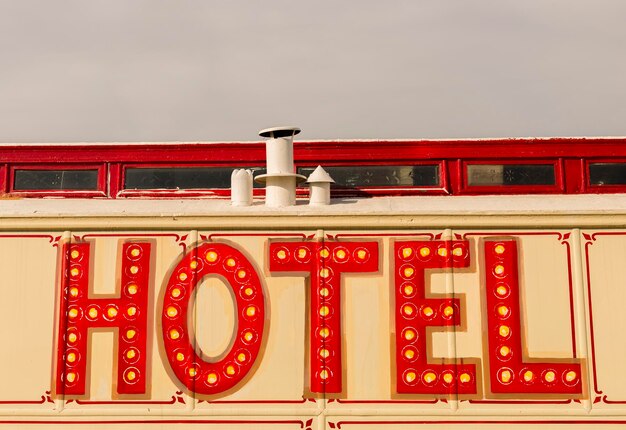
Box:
[1,208,626,428]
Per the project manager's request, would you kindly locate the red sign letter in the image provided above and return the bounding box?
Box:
[55,241,151,396]
[269,240,379,394]
[161,243,266,395]
[484,240,582,395]
[393,240,477,395]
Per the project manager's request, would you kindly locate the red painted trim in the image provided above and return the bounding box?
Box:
[294,138,626,160]
[119,189,232,198]
[583,235,602,396]
[0,138,624,197]
[108,163,121,198]
[334,399,439,404]
[562,239,577,357]
[312,187,450,198]
[72,396,178,405]
[563,158,585,194]
[333,420,626,427]
[467,399,572,404]
[202,398,312,404]
[0,138,623,162]
[0,392,53,405]
[447,159,462,195]
[0,164,7,195]
[441,159,450,194]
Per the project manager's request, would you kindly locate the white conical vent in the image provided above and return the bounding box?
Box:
[307,166,334,206]
[306,165,335,184]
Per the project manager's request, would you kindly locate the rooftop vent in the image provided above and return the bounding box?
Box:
[255,126,306,207]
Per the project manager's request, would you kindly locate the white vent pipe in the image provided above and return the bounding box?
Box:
[255,126,306,207]
[231,169,253,206]
[307,165,334,206]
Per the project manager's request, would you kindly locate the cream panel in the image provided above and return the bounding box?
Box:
[0,235,58,408]
[326,230,452,413]
[455,230,581,413]
[193,232,317,414]
[0,417,316,429]
[61,232,187,411]
[0,225,617,426]
[324,418,603,430]
[582,230,626,408]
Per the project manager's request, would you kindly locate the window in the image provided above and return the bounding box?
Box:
[467,164,555,186]
[8,165,106,196]
[589,163,626,186]
[13,169,99,191]
[297,165,440,187]
[124,167,266,190]
[461,161,562,194]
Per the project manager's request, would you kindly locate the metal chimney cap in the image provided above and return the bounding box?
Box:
[259,126,301,138]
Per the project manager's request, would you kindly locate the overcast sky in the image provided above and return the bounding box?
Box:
[0,1,624,142]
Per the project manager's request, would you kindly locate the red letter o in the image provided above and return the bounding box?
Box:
[162,243,265,395]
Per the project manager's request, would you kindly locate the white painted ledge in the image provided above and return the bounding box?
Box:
[0,194,624,217]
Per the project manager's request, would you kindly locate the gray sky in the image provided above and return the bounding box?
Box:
[0,0,625,142]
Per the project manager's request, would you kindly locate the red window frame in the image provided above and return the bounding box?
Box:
[460,159,564,195]
[584,159,626,193]
[8,164,107,198]
[117,163,267,198]
[0,139,625,199]
[295,160,449,197]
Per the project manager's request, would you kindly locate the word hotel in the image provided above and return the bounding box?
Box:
[2,127,626,429]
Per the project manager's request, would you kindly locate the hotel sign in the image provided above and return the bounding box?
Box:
[1,228,626,428]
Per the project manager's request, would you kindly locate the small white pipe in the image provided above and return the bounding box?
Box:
[266,137,294,174]
[309,182,330,206]
[265,177,296,207]
[306,165,334,206]
[230,169,253,207]
[256,126,305,208]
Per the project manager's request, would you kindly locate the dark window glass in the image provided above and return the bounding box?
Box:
[467,164,555,186]
[124,167,266,189]
[297,165,440,187]
[14,169,99,190]
[589,163,626,186]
